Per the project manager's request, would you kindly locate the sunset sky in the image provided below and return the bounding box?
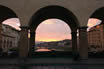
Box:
[2,18,101,42]
[2,18,21,30]
[36,19,71,42]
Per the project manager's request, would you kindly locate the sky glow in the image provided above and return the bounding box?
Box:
[88,18,101,27]
[2,18,101,42]
[36,19,71,42]
[2,18,21,30]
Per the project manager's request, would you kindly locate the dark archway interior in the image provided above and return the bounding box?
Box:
[0,5,19,58]
[88,7,104,58]
[29,6,79,57]
[0,5,17,23]
[90,7,104,22]
[30,6,79,31]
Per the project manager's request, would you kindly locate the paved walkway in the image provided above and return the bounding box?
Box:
[0,58,104,69]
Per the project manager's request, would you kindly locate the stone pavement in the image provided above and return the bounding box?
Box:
[0,58,104,69]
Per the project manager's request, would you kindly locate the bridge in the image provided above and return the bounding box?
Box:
[0,0,104,69]
[0,0,104,59]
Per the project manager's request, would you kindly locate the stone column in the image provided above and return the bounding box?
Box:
[71,31,78,59]
[29,28,35,56]
[79,27,88,60]
[0,24,2,50]
[19,26,29,58]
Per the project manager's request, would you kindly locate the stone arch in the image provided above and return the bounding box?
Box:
[0,5,18,23]
[78,7,104,60]
[28,5,80,58]
[88,7,104,57]
[0,5,20,57]
[29,5,79,31]
[90,7,104,21]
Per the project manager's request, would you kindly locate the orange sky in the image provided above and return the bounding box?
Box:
[35,19,71,42]
[87,18,101,27]
[2,18,101,42]
[2,18,21,30]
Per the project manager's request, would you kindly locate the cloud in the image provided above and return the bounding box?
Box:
[42,19,55,24]
[36,19,71,41]
[88,18,101,27]
[2,18,21,30]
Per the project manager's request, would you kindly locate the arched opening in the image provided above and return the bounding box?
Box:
[35,19,72,52]
[29,5,79,58]
[0,5,20,58]
[87,7,104,58]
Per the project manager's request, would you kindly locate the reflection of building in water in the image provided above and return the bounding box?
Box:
[88,23,104,52]
[0,24,20,52]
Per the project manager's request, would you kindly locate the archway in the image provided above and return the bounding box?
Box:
[35,19,72,52]
[0,5,20,58]
[87,7,104,58]
[29,5,79,58]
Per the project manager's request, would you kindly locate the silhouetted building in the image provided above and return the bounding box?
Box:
[0,24,20,52]
[36,39,72,51]
[88,23,104,52]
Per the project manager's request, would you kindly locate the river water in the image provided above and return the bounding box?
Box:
[36,48,52,52]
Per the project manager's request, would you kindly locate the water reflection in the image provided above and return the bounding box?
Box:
[36,49,51,52]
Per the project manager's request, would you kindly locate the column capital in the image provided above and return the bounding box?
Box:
[79,26,88,29]
[79,26,88,33]
[20,26,30,29]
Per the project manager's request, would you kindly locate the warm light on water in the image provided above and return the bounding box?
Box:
[36,49,51,52]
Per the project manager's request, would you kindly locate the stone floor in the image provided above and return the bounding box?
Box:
[0,58,104,69]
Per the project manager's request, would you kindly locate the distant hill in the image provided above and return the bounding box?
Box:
[36,39,71,45]
[35,41,44,45]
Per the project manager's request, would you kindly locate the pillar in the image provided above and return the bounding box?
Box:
[0,24,2,51]
[29,28,35,56]
[79,27,88,60]
[19,26,29,58]
[71,31,79,60]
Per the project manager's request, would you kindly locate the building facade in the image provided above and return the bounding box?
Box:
[88,23,104,52]
[0,24,20,52]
